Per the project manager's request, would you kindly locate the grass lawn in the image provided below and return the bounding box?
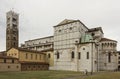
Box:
[82,71,120,79]
[0,71,120,79]
[0,70,81,79]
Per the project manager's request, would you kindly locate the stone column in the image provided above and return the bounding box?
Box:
[74,43,79,71]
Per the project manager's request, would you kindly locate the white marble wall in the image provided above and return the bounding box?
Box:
[53,20,90,71]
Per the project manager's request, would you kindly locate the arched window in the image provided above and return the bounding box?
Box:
[78,52,81,59]
[13,37,16,40]
[110,43,113,47]
[36,54,37,60]
[13,42,16,46]
[48,53,51,58]
[71,51,74,59]
[7,37,9,40]
[31,54,33,59]
[12,59,14,63]
[57,52,59,59]
[108,53,111,63]
[87,52,89,59]
[25,53,28,59]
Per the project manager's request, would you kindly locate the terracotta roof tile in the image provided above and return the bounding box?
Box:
[0,56,18,59]
[20,61,49,65]
[8,47,53,54]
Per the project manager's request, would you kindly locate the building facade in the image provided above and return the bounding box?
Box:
[21,19,118,72]
[0,56,20,71]
[7,47,49,71]
[117,51,120,70]
[6,11,19,50]
[99,38,117,71]
[21,36,53,51]
[21,36,54,69]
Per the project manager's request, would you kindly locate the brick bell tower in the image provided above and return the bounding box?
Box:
[6,11,19,50]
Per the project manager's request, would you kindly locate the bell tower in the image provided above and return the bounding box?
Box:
[6,11,19,50]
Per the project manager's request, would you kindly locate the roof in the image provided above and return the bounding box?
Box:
[87,27,104,34]
[81,34,93,43]
[25,35,54,42]
[57,19,76,25]
[100,38,117,42]
[0,56,18,59]
[0,51,6,56]
[0,51,6,53]
[117,51,120,53]
[54,19,89,30]
[7,47,53,54]
[20,61,49,65]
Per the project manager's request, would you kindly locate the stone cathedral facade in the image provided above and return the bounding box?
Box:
[21,19,118,72]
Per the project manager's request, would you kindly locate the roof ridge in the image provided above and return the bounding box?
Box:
[100,37,117,42]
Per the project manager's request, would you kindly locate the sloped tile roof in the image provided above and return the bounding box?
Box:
[87,27,104,34]
[0,56,18,59]
[100,38,117,42]
[8,47,53,54]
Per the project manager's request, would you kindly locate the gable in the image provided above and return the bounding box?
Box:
[7,48,19,58]
[57,19,76,26]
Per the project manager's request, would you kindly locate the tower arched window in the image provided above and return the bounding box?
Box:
[7,37,9,40]
[13,42,16,46]
[13,37,16,40]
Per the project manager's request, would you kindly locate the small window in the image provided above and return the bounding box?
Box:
[48,53,51,58]
[87,52,89,59]
[33,66,35,68]
[39,55,41,60]
[26,53,28,59]
[12,59,14,63]
[78,52,81,59]
[118,61,120,64]
[15,53,17,56]
[71,51,74,59]
[13,42,16,46]
[8,66,10,69]
[31,54,33,59]
[83,48,85,50]
[13,37,16,40]
[91,33,95,36]
[59,30,61,32]
[7,37,9,40]
[108,53,111,63]
[69,27,72,30]
[16,66,19,68]
[36,54,37,60]
[57,52,59,59]
[4,59,6,63]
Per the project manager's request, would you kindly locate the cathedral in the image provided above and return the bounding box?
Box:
[21,19,118,72]
[0,10,118,72]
